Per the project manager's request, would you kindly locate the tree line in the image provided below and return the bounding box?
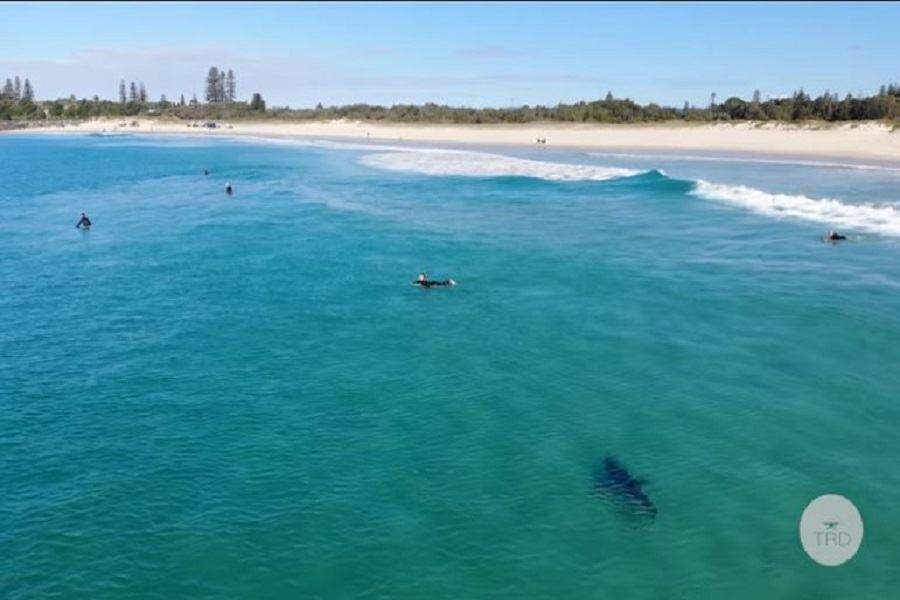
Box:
[267,85,900,125]
[118,80,148,105]
[3,70,900,125]
[0,75,40,121]
[0,67,269,122]
[206,67,236,103]
[1,76,35,103]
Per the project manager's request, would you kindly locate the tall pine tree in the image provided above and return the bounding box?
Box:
[215,67,225,103]
[205,67,220,103]
[225,69,236,103]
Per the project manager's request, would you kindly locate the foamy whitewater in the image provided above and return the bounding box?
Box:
[2,133,899,599]
[362,145,900,237]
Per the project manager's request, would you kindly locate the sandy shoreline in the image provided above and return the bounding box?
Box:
[7,118,900,165]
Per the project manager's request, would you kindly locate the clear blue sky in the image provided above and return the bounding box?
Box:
[1,1,897,108]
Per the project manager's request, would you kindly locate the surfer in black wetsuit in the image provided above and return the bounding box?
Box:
[225,182,233,195]
[413,275,457,288]
[825,230,847,241]
[76,213,92,229]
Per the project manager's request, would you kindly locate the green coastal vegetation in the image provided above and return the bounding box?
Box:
[2,67,900,127]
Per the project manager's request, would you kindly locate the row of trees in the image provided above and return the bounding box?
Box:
[261,85,900,125]
[4,70,900,125]
[702,87,900,122]
[269,84,899,125]
[118,80,148,105]
[1,76,34,103]
[0,67,268,123]
[205,67,236,103]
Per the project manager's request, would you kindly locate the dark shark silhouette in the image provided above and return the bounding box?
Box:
[592,456,657,520]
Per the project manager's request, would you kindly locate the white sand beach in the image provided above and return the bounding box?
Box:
[14,118,900,164]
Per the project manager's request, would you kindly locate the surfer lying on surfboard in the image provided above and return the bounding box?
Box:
[824,230,847,242]
[413,272,456,288]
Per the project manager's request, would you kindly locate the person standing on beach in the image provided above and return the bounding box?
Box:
[76,213,92,229]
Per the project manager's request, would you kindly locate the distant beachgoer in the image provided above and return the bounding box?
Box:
[76,212,92,229]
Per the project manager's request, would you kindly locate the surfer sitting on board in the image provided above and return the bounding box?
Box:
[76,213,92,229]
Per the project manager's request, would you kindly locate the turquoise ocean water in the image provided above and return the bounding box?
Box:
[2,132,899,599]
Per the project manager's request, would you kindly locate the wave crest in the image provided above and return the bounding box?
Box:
[691,180,900,237]
[360,149,646,181]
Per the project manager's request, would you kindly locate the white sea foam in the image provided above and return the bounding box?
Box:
[691,180,900,237]
[360,149,645,181]
[589,152,900,174]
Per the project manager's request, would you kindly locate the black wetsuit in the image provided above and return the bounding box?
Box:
[225,185,233,195]
[76,216,92,229]
[827,233,847,241]
[413,279,454,288]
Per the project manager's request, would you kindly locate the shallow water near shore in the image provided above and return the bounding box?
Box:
[2,133,899,599]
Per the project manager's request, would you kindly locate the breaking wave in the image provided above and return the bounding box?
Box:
[358,147,900,237]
